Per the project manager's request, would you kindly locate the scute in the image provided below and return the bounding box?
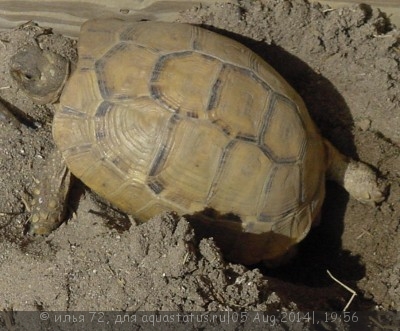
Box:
[261,163,301,217]
[207,141,273,216]
[54,19,326,263]
[79,18,128,62]
[208,64,271,140]
[270,205,312,242]
[95,43,160,100]
[119,21,194,52]
[262,95,306,162]
[151,52,221,115]
[149,118,229,211]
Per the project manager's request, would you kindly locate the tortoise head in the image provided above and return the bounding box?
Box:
[10,44,70,104]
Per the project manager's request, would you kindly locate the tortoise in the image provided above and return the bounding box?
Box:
[9,19,384,265]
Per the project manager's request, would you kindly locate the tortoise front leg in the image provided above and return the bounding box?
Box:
[29,149,74,235]
[0,100,72,234]
[323,139,385,204]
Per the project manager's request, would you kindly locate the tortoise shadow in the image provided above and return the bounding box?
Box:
[198,25,368,300]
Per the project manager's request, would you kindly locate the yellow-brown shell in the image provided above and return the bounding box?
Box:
[53,19,327,263]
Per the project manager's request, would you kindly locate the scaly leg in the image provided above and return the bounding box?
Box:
[0,100,73,234]
[29,149,73,234]
[323,139,384,203]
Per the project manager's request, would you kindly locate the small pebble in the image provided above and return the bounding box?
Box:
[356,118,371,131]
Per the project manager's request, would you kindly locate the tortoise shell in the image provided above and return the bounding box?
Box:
[53,19,326,264]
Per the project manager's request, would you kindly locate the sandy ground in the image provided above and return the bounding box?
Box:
[0,0,399,323]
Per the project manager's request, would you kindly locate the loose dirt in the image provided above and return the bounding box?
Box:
[0,0,398,319]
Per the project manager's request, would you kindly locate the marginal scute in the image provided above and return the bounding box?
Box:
[79,18,125,59]
[301,136,326,204]
[119,21,194,52]
[271,205,312,242]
